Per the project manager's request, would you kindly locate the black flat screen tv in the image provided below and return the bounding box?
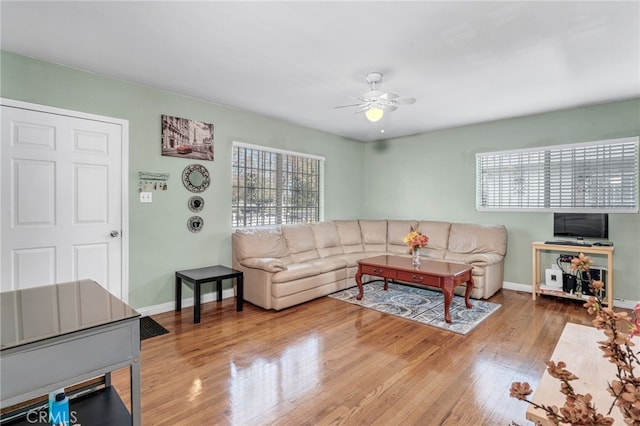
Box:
[553,213,609,239]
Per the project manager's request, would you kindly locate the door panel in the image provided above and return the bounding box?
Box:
[75,164,108,223]
[1,102,126,298]
[12,247,56,289]
[13,159,56,226]
[74,243,108,289]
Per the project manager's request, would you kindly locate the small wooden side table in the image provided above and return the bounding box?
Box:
[175,265,244,323]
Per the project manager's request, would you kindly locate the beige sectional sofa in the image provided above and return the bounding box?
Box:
[231,220,507,311]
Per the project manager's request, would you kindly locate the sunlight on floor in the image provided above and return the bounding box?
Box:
[228,335,320,424]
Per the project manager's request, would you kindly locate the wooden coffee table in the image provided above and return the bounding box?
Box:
[355,255,474,323]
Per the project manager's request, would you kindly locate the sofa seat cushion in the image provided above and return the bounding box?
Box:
[442,254,488,277]
[421,249,447,260]
[272,257,348,283]
[337,252,388,268]
[272,268,347,298]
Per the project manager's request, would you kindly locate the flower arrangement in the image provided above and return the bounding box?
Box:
[570,253,603,297]
[403,227,429,252]
[510,252,640,425]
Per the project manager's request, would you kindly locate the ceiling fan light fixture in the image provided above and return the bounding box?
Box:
[365,107,384,122]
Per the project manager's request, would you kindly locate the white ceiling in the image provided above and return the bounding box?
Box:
[1,1,639,142]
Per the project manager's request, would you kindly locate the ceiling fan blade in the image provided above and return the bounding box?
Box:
[395,97,416,105]
[380,92,399,100]
[334,103,367,109]
[337,72,416,116]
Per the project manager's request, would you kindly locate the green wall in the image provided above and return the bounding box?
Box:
[0,51,366,308]
[2,51,639,305]
[364,99,640,301]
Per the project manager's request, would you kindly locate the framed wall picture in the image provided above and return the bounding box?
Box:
[161,114,214,161]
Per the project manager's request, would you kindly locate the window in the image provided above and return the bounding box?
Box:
[476,137,639,212]
[232,142,325,227]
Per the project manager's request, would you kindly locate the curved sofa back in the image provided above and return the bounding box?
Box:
[233,219,507,262]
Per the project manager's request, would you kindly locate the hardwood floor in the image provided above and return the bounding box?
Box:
[112,289,600,425]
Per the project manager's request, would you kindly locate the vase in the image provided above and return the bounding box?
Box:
[412,247,421,266]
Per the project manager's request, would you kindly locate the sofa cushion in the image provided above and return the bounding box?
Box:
[282,223,320,263]
[387,220,419,254]
[232,226,289,261]
[310,222,344,257]
[359,220,387,252]
[448,223,507,255]
[334,220,364,253]
[239,257,288,272]
[271,268,347,299]
[272,263,322,283]
[418,220,451,250]
[271,257,347,283]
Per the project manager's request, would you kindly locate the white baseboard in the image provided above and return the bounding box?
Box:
[503,281,532,293]
[501,281,637,310]
[135,282,636,316]
[135,288,236,317]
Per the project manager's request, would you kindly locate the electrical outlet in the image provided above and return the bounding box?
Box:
[140,192,152,203]
[559,254,574,263]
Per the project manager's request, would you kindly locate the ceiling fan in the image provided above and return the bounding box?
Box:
[335,72,416,122]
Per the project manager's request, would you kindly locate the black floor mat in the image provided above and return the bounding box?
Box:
[140,316,169,340]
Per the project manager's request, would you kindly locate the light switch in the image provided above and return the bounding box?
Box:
[140,192,152,203]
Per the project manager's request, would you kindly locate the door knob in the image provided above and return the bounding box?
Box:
[110,230,120,238]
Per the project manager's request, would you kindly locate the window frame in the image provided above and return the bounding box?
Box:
[231,141,325,227]
[475,136,639,213]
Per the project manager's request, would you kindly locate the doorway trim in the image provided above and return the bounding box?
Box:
[0,98,130,302]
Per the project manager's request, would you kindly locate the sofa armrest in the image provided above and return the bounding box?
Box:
[445,252,503,267]
[239,257,288,272]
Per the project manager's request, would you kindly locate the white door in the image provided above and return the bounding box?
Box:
[1,100,128,300]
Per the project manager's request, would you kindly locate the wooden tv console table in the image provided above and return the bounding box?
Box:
[531,242,614,307]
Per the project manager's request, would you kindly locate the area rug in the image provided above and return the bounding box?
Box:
[328,281,500,335]
[140,316,169,340]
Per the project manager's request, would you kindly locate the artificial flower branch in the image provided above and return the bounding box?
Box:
[510,252,640,425]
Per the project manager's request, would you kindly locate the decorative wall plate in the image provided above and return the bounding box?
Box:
[182,164,210,193]
[187,216,204,233]
[188,196,204,212]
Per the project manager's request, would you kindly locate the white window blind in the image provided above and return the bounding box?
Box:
[232,141,325,227]
[476,137,639,212]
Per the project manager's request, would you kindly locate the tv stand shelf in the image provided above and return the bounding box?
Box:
[531,242,614,307]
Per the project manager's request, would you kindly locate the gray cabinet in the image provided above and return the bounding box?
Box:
[1,280,141,425]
